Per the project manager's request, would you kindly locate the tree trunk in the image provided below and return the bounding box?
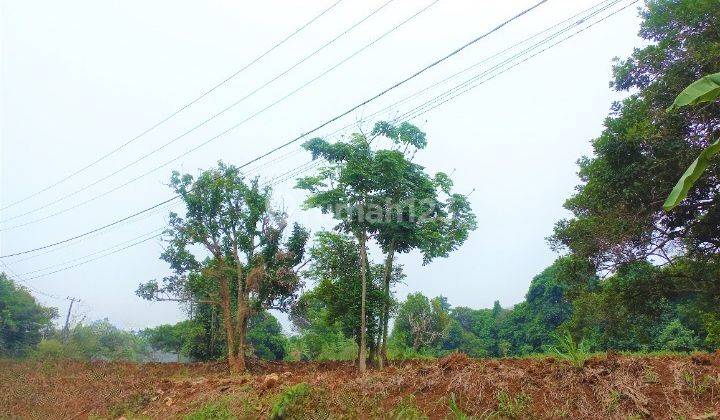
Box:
[357,231,369,374]
[235,298,249,372]
[219,277,237,372]
[379,241,395,369]
[234,262,247,373]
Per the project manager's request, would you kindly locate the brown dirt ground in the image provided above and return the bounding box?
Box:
[1,352,719,419]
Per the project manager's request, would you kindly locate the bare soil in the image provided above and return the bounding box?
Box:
[2,352,719,419]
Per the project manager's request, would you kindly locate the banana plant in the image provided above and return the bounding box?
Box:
[663,73,720,211]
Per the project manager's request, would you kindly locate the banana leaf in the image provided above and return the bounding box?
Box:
[664,138,720,211]
[667,72,720,112]
[664,73,720,211]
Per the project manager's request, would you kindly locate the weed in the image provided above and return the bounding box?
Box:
[269,382,317,420]
[184,400,235,420]
[390,394,427,420]
[549,332,590,369]
[642,368,660,384]
[607,390,621,412]
[109,391,152,418]
[681,371,712,397]
[448,393,474,420]
[494,390,531,419]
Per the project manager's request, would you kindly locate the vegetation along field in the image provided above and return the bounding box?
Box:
[2,0,720,418]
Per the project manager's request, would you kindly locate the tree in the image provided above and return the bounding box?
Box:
[246,311,288,361]
[551,0,720,271]
[392,293,450,352]
[549,0,720,342]
[297,121,475,371]
[299,231,402,363]
[137,162,308,372]
[143,321,204,362]
[297,133,384,373]
[369,121,476,367]
[0,273,57,357]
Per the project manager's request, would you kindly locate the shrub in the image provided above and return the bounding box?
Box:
[270,383,313,419]
[389,395,427,420]
[495,391,531,419]
[184,400,234,420]
[550,332,590,369]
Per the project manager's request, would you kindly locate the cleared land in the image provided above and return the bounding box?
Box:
[2,352,719,419]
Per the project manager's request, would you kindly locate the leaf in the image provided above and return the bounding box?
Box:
[663,138,720,211]
[667,72,720,112]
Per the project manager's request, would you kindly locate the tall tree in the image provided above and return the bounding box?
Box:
[137,162,308,372]
[297,121,475,371]
[297,134,381,373]
[370,121,476,366]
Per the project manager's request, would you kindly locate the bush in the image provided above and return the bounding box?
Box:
[185,400,234,420]
[550,332,590,369]
[270,383,314,419]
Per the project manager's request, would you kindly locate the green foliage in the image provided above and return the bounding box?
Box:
[493,391,531,419]
[246,311,287,361]
[392,293,450,352]
[269,383,313,420]
[137,162,308,369]
[287,286,357,361]
[655,320,699,352]
[667,72,720,112]
[33,319,150,361]
[185,400,235,420]
[296,231,400,358]
[664,138,720,211]
[550,332,590,369]
[297,121,476,368]
[448,394,473,420]
[0,273,57,358]
[389,395,427,420]
[142,320,204,361]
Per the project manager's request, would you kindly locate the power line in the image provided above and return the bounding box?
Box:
[0,0,549,259]
[2,0,634,278]
[0,0,440,230]
[399,0,641,123]
[0,0,396,225]
[1,0,345,212]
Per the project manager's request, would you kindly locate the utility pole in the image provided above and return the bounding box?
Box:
[62,297,79,343]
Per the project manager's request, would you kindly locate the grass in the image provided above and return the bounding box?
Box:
[448,393,474,420]
[184,400,235,420]
[108,391,153,418]
[269,382,319,419]
[681,371,713,397]
[389,394,427,420]
[492,390,532,419]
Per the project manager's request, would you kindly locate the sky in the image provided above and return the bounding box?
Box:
[1,0,643,331]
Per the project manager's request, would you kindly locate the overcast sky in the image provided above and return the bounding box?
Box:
[1,0,643,331]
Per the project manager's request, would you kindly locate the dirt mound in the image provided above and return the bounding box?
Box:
[2,354,720,419]
[437,351,474,372]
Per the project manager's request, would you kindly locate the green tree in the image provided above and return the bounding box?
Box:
[0,273,57,357]
[369,121,476,367]
[549,0,720,346]
[137,162,308,372]
[246,311,287,361]
[297,121,475,371]
[299,231,401,363]
[143,320,204,361]
[392,293,450,352]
